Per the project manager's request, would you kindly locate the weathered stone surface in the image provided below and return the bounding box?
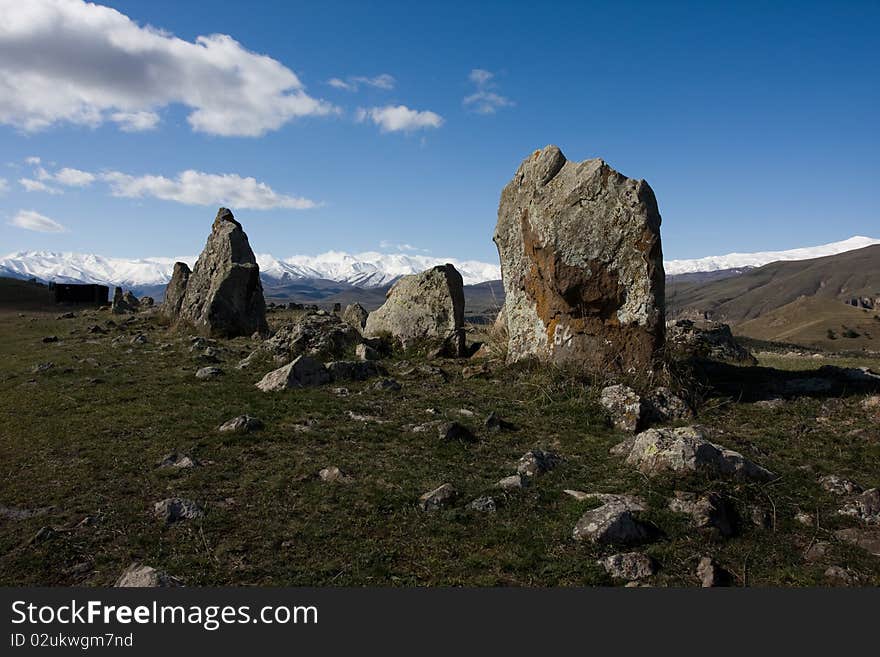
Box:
[363,264,466,355]
[356,343,380,361]
[115,563,181,587]
[111,287,138,314]
[516,450,561,477]
[668,491,735,537]
[572,495,652,545]
[645,386,693,423]
[419,483,456,511]
[218,415,263,434]
[195,366,223,380]
[600,552,656,580]
[162,262,191,319]
[469,496,497,512]
[319,466,352,483]
[255,356,330,391]
[265,314,360,361]
[171,208,268,338]
[697,556,731,587]
[835,527,880,556]
[485,411,515,432]
[438,422,476,443]
[666,319,757,365]
[153,498,203,523]
[819,474,862,496]
[342,303,369,331]
[497,474,529,490]
[157,453,197,470]
[600,384,647,433]
[325,360,383,382]
[494,145,664,374]
[617,426,775,481]
[837,488,880,524]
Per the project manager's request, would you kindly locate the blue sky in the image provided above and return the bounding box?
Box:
[1,0,877,262]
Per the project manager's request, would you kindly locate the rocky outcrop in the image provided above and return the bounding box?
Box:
[665,319,757,365]
[162,262,191,318]
[363,264,466,355]
[342,303,369,332]
[169,208,268,338]
[255,356,331,391]
[493,145,665,374]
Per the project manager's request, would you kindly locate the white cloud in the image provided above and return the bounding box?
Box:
[0,0,337,136]
[463,68,513,114]
[328,74,396,92]
[109,111,160,132]
[0,177,7,194]
[19,177,62,194]
[8,209,66,232]
[24,156,41,165]
[378,240,426,252]
[54,167,95,187]
[102,169,318,210]
[356,105,444,133]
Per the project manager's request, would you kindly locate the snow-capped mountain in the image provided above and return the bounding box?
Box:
[0,249,501,289]
[665,236,880,275]
[2,236,877,291]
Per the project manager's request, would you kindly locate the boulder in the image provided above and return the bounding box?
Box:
[319,466,352,483]
[115,563,181,587]
[616,426,775,481]
[263,314,360,360]
[342,303,369,331]
[195,366,223,380]
[696,556,731,587]
[162,262,191,318]
[325,360,383,382]
[494,145,664,374]
[837,488,880,524]
[515,450,561,477]
[170,208,268,338]
[363,264,466,356]
[153,498,203,524]
[468,496,497,512]
[668,491,735,537]
[111,287,138,314]
[819,474,862,496]
[497,474,529,490]
[255,356,330,391]
[665,319,757,365]
[438,422,476,443]
[419,483,457,511]
[572,495,653,545]
[600,384,647,433]
[356,343,380,361]
[599,552,656,580]
[218,415,264,434]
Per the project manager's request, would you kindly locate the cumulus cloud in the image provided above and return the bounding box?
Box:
[24,156,41,165]
[0,177,7,195]
[0,0,337,136]
[102,169,318,210]
[19,177,62,194]
[463,68,513,114]
[54,167,95,187]
[8,209,66,233]
[356,105,444,133]
[328,74,395,92]
[379,240,427,252]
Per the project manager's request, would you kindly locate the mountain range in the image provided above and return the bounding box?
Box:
[2,236,878,306]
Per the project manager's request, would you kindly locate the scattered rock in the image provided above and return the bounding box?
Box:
[438,422,476,443]
[494,145,664,374]
[515,450,561,477]
[111,287,139,314]
[139,296,155,308]
[115,563,182,587]
[837,488,880,524]
[356,343,380,361]
[666,319,757,365]
[29,526,58,545]
[130,333,148,345]
[342,303,369,331]
[153,498,203,524]
[794,510,814,527]
[168,208,268,337]
[461,363,491,379]
[265,314,360,360]
[668,491,736,537]
[804,541,830,563]
[645,386,693,422]
[419,483,457,511]
[195,366,223,380]
[616,426,775,481]
[696,556,731,587]
[834,527,880,556]
[819,474,862,496]
[158,453,197,470]
[41,335,58,343]
[218,415,264,434]
[319,466,352,483]
[468,496,497,512]
[325,360,383,382]
[364,264,466,356]
[824,565,857,586]
[497,474,529,490]
[255,355,330,391]
[599,552,656,580]
[31,362,54,374]
[372,378,402,392]
[600,384,646,433]
[572,495,653,545]
[484,411,515,432]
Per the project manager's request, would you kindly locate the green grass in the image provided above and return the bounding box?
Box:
[1,307,878,586]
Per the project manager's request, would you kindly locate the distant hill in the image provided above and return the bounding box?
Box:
[735,296,879,350]
[667,244,880,323]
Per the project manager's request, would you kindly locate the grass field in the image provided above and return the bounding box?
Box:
[1,304,879,587]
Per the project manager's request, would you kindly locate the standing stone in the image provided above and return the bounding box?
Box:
[111,287,137,314]
[494,145,665,374]
[363,264,466,355]
[163,262,191,318]
[342,303,369,331]
[172,208,268,338]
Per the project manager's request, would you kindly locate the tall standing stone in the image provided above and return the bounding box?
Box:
[162,262,191,319]
[493,145,665,374]
[363,264,465,355]
[172,208,268,338]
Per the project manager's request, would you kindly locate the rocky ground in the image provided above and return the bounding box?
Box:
[1,305,879,587]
